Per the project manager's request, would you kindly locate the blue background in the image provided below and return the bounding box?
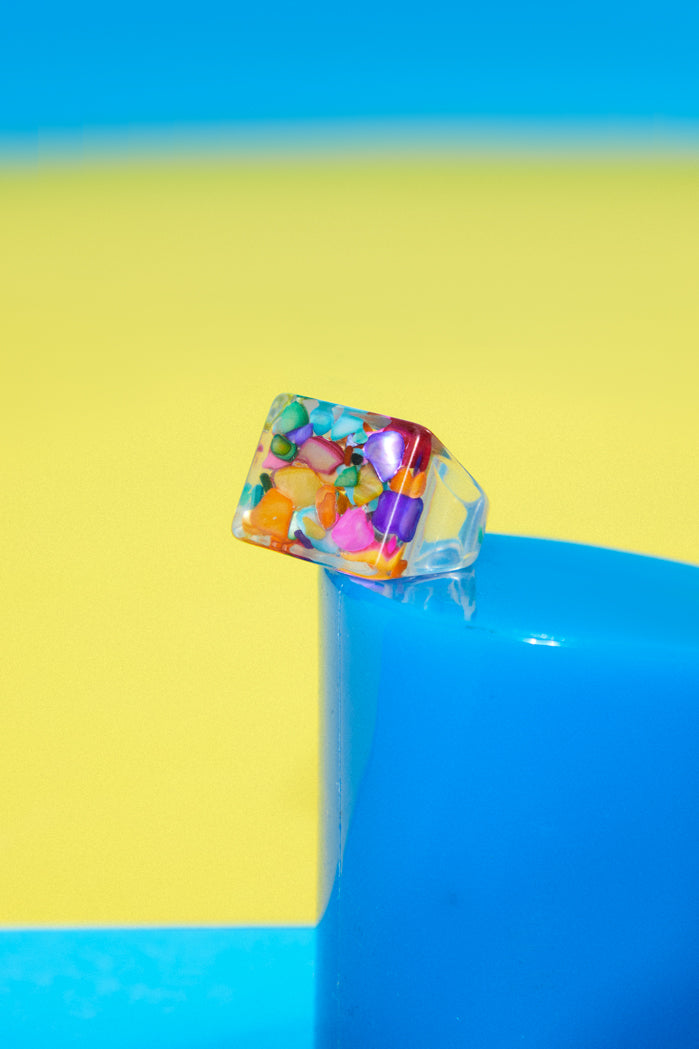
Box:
[2,1,699,134]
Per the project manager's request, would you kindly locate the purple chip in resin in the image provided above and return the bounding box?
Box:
[363,430,405,482]
[286,422,313,445]
[373,490,424,543]
[294,528,314,549]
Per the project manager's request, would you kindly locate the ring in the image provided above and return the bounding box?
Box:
[233,393,488,580]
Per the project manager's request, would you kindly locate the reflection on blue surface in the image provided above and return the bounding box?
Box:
[0,927,314,1049]
[318,535,699,1048]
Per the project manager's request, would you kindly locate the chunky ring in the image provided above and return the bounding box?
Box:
[233,393,488,580]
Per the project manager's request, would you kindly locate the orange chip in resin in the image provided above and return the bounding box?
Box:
[390,467,427,499]
[336,491,350,516]
[316,485,338,530]
[409,470,427,498]
[389,467,410,493]
[274,465,324,508]
[247,488,293,539]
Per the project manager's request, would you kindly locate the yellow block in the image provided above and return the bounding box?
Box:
[1,151,697,925]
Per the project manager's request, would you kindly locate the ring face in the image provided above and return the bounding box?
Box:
[233,393,488,580]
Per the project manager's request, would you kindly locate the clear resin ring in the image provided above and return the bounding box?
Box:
[232,394,488,581]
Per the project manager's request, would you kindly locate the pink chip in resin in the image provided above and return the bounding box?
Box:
[297,436,345,473]
[331,507,375,552]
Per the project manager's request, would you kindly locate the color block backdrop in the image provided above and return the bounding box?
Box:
[2,0,698,928]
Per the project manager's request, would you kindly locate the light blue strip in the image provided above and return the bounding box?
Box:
[0,927,315,1049]
[1,1,699,134]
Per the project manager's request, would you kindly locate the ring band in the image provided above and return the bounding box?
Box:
[233,393,488,580]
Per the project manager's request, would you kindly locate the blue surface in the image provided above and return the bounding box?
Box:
[0,927,314,1048]
[2,1,699,134]
[318,536,699,1047]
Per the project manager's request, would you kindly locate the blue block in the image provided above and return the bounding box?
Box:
[317,535,699,1048]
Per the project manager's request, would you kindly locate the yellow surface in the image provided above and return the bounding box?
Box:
[1,151,698,925]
